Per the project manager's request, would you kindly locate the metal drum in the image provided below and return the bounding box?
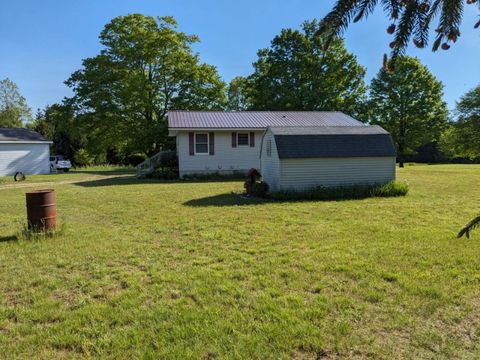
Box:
[26,189,56,232]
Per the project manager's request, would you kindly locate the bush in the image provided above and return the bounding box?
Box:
[251,181,269,197]
[74,148,94,167]
[182,171,245,181]
[151,151,178,169]
[147,168,179,180]
[147,151,179,179]
[124,153,147,166]
[271,181,409,201]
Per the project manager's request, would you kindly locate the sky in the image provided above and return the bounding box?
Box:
[0,0,478,113]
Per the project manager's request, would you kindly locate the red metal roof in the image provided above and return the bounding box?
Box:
[168,111,365,129]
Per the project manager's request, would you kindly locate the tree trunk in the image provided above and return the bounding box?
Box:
[398,112,406,168]
[398,140,405,168]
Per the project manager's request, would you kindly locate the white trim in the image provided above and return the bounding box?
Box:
[237,132,250,146]
[194,132,209,155]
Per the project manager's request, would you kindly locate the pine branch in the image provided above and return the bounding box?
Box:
[391,1,418,59]
[433,0,464,51]
[353,0,379,22]
[317,0,362,37]
[457,215,480,238]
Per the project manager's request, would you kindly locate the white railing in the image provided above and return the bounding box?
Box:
[135,151,164,177]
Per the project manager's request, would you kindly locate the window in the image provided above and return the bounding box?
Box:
[195,133,209,154]
[237,133,249,146]
[266,140,272,157]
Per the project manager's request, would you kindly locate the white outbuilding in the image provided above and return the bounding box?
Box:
[260,126,397,192]
[0,128,52,176]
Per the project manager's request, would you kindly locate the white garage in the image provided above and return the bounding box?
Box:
[260,126,397,192]
[0,128,52,176]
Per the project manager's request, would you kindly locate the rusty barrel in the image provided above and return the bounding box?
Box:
[26,189,56,231]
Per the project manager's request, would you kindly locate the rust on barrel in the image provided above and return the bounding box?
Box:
[25,189,57,232]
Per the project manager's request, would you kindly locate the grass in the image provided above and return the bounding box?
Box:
[0,166,134,185]
[0,164,480,359]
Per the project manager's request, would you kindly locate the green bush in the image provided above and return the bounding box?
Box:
[151,151,178,169]
[251,181,269,197]
[74,148,94,167]
[147,151,179,179]
[271,181,409,201]
[147,168,179,180]
[182,171,245,181]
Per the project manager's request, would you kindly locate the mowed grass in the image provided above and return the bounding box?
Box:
[0,165,480,359]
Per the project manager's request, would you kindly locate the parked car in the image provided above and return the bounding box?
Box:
[50,155,72,173]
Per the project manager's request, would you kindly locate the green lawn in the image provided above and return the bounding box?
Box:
[1,165,479,359]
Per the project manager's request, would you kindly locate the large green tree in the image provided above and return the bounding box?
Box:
[226,76,252,111]
[440,84,480,159]
[67,14,226,157]
[453,84,480,238]
[247,20,367,117]
[320,0,479,64]
[369,56,448,167]
[0,78,32,127]
[30,103,86,164]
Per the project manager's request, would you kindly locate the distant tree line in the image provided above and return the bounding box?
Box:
[1,14,478,166]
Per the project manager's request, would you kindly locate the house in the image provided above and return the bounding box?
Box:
[260,126,397,192]
[168,111,367,178]
[0,128,52,176]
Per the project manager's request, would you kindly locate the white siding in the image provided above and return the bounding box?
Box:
[260,129,281,192]
[279,157,396,191]
[176,130,263,177]
[0,143,50,176]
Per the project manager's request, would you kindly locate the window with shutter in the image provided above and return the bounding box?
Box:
[195,133,209,155]
[237,133,249,146]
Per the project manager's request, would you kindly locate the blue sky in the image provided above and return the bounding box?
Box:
[1,0,478,113]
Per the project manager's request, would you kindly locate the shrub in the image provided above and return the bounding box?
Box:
[251,181,269,197]
[182,171,245,181]
[147,151,179,179]
[125,153,147,166]
[147,168,179,180]
[271,181,409,201]
[153,151,178,169]
[74,148,94,167]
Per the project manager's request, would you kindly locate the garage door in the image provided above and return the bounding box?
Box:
[0,143,50,176]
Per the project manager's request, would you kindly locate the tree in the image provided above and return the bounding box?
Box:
[226,76,252,111]
[319,0,479,65]
[440,84,480,159]
[30,103,86,164]
[0,78,32,127]
[247,20,367,117]
[369,56,448,167]
[66,14,226,158]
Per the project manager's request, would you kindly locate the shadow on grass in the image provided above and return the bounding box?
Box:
[74,176,244,187]
[183,190,406,207]
[71,169,135,176]
[0,235,18,243]
[183,193,269,207]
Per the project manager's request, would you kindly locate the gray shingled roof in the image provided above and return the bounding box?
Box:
[168,111,365,129]
[0,128,51,142]
[270,126,396,159]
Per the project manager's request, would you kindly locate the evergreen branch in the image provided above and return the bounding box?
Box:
[458,215,480,238]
